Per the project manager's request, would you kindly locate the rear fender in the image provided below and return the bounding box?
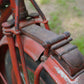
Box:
[43,56,84,84]
[15,35,44,61]
[43,56,66,84]
[0,35,44,61]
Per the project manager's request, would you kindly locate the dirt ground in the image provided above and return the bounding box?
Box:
[76,0,84,13]
[25,0,84,39]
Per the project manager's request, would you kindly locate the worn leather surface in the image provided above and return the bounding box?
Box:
[55,44,84,76]
[22,24,58,46]
[62,48,84,68]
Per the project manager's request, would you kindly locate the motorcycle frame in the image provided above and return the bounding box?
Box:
[0,0,84,84]
[0,0,50,83]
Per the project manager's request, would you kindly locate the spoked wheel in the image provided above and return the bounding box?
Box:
[5,48,55,84]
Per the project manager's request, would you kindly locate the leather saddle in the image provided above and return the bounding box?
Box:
[21,24,84,76]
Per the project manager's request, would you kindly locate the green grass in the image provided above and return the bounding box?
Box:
[73,6,82,16]
[49,12,64,34]
[49,12,63,34]
[40,0,50,5]
[56,0,82,17]
[72,37,84,55]
[56,0,74,8]
[56,0,67,7]
[73,22,81,27]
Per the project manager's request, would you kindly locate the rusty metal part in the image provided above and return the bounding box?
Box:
[1,0,30,83]
[10,0,28,20]
[34,56,67,84]
[2,20,15,28]
[34,63,44,84]
[6,33,22,84]
[11,69,17,84]
[0,30,44,62]
[44,47,50,56]
[16,35,44,61]
[2,14,22,83]
[44,22,50,30]
[2,18,50,31]
[30,0,50,30]
[16,34,30,84]
[2,22,21,35]
[14,0,30,83]
[30,0,46,21]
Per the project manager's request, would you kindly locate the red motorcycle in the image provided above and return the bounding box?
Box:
[0,0,84,84]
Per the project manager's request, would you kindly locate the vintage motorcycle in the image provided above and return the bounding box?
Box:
[0,0,84,84]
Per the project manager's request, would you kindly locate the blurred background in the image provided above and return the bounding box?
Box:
[25,0,84,55]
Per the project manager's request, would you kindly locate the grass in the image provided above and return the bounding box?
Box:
[73,6,82,16]
[56,0,82,17]
[56,0,74,8]
[56,0,68,7]
[73,22,81,27]
[29,0,50,9]
[49,12,64,34]
[48,0,84,54]
[39,0,50,5]
[72,37,84,55]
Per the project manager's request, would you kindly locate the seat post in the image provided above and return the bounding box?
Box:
[10,0,28,20]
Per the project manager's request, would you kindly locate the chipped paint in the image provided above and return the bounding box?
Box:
[54,67,79,84]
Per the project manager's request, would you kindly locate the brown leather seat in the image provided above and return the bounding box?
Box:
[21,24,70,47]
[21,24,58,46]
[55,43,84,76]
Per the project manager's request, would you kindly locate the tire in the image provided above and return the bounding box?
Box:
[5,48,56,84]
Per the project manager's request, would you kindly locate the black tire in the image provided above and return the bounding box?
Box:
[5,48,56,84]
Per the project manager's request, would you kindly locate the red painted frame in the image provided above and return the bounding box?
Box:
[0,0,84,84]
